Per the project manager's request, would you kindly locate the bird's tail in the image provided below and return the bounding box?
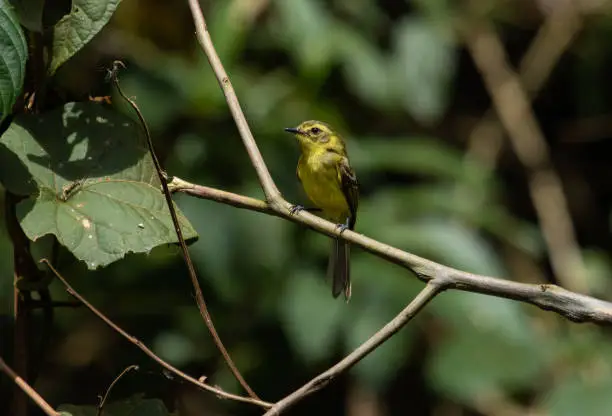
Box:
[328,238,351,300]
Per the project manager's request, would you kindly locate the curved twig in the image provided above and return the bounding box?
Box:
[97,365,139,416]
[40,259,272,409]
[109,62,260,400]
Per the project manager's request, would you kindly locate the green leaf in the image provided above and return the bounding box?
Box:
[340,256,421,389]
[543,376,612,416]
[351,137,466,178]
[274,0,335,76]
[335,25,391,107]
[50,0,122,74]
[280,270,345,363]
[0,0,27,122]
[0,102,197,269]
[380,218,505,277]
[540,333,612,416]
[58,395,173,416]
[391,16,456,124]
[426,324,547,404]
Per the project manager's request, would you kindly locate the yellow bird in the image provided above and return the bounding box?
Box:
[285,121,359,300]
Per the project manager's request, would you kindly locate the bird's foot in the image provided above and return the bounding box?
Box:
[290,204,304,215]
[335,223,349,234]
[290,205,322,215]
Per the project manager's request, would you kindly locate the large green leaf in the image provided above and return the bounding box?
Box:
[391,16,456,124]
[50,0,122,74]
[0,102,197,269]
[58,395,173,416]
[274,0,335,76]
[0,0,27,122]
[280,270,345,363]
[426,324,548,404]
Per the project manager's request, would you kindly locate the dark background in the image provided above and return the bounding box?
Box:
[2,0,612,415]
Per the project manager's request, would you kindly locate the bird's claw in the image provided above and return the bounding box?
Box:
[290,204,304,215]
[335,223,349,234]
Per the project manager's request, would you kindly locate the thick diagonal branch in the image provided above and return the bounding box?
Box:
[170,178,612,325]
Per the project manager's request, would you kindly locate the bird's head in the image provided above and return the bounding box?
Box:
[284,120,344,154]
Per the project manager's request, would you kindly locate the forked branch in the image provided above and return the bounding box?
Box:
[183,1,612,415]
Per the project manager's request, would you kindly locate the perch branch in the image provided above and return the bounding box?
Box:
[183,1,612,414]
[170,177,612,325]
[40,260,272,409]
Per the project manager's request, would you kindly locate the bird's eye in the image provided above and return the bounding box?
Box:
[310,127,321,134]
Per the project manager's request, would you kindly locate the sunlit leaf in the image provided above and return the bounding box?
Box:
[343,258,421,388]
[380,218,505,277]
[50,0,122,74]
[274,0,334,76]
[391,16,456,124]
[351,137,466,178]
[335,25,391,107]
[427,324,547,403]
[540,335,612,416]
[280,270,345,363]
[0,102,197,269]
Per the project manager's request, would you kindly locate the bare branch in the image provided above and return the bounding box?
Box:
[186,0,281,203]
[0,356,59,416]
[263,281,444,415]
[461,18,587,293]
[40,260,272,409]
[170,177,612,325]
[181,2,612,414]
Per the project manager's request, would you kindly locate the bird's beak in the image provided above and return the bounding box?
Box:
[284,127,300,134]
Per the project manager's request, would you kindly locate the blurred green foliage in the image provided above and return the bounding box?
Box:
[1,0,612,415]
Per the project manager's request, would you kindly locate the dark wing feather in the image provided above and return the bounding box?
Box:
[337,157,359,230]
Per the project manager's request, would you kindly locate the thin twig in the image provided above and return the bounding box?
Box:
[170,177,612,325]
[461,18,587,293]
[97,365,139,416]
[109,62,260,400]
[263,281,445,415]
[0,356,59,416]
[186,0,282,205]
[40,259,272,409]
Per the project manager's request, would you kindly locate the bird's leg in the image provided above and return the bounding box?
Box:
[335,218,350,234]
[290,205,322,215]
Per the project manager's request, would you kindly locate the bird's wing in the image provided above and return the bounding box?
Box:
[337,157,359,230]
